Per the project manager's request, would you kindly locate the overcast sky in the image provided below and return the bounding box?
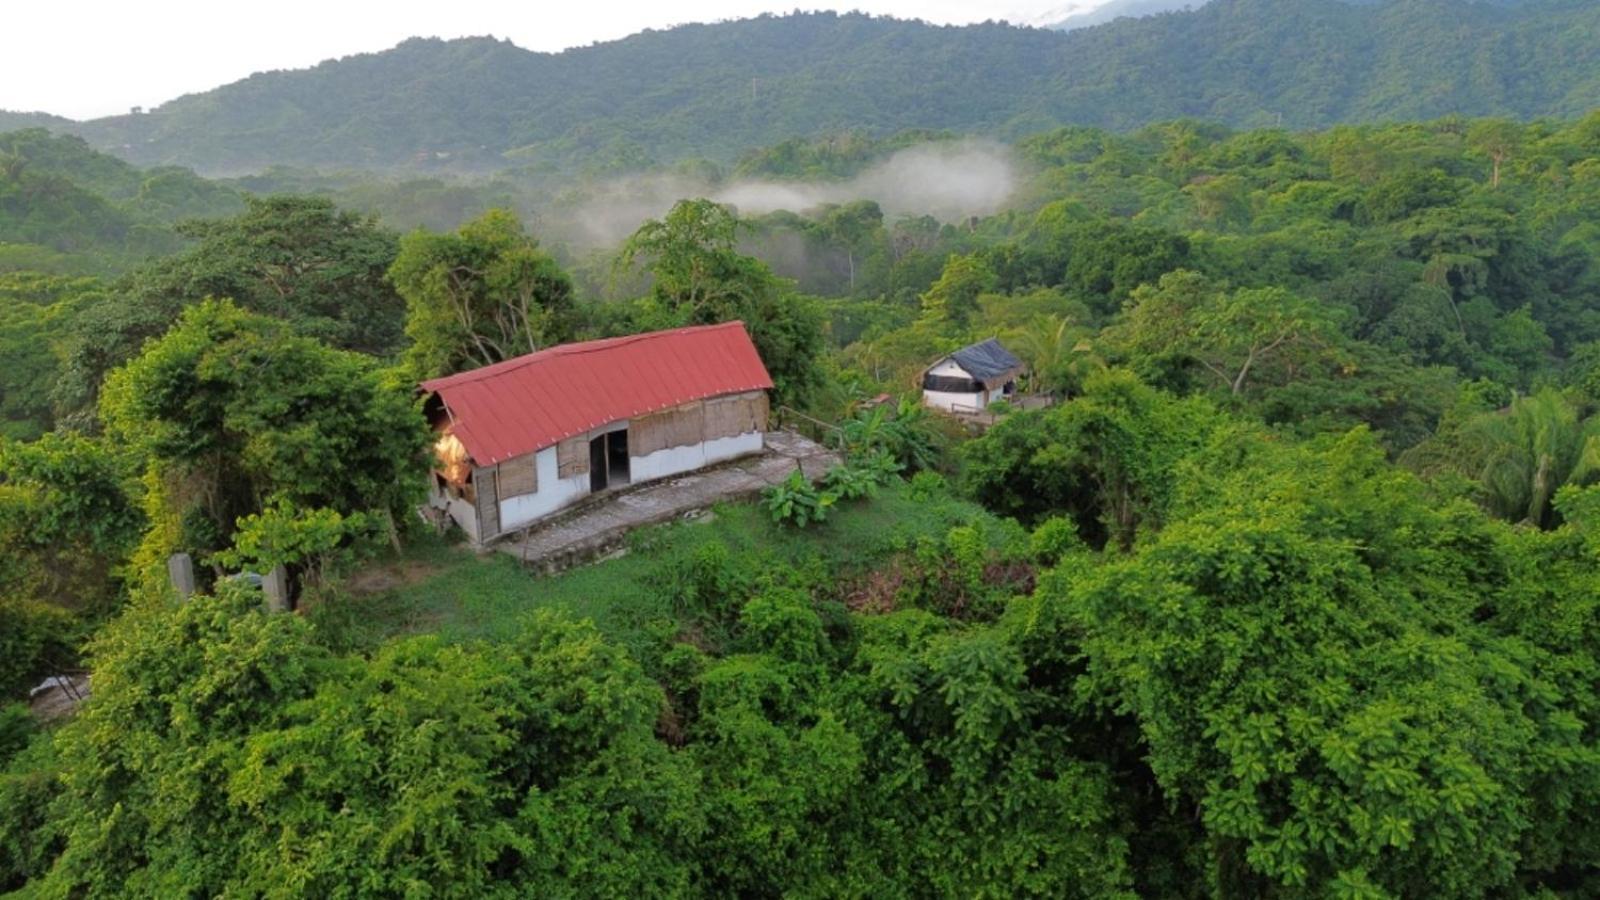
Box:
[4,1,1106,120]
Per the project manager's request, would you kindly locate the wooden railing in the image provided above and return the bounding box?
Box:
[774,405,842,445]
[940,393,1058,428]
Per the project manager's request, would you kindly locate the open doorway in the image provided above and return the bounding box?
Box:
[588,428,631,493]
[607,430,631,487]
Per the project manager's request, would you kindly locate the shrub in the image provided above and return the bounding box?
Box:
[763,470,834,528]
[907,469,950,501]
[1031,516,1086,565]
[648,541,751,621]
[0,705,34,768]
[0,598,76,701]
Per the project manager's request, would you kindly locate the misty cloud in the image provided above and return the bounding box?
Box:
[557,139,1019,248]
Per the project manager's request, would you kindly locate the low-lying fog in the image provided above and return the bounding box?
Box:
[559,139,1019,248]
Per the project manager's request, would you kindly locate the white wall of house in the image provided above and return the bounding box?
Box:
[631,430,764,484]
[922,359,984,412]
[489,430,764,537]
[922,388,985,413]
[440,424,766,544]
[499,445,590,534]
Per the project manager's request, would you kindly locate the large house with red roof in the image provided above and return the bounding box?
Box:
[421,322,773,544]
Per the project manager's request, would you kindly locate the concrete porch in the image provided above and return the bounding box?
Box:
[495,431,839,572]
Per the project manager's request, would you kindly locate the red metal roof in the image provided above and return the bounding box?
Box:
[421,321,774,465]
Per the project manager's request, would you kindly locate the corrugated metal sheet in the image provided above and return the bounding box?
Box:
[421,322,774,466]
[949,338,1022,381]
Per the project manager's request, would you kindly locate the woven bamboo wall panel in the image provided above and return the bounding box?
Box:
[633,401,706,456]
[704,391,769,440]
[473,465,500,536]
[497,454,538,498]
[556,437,589,478]
[750,392,770,432]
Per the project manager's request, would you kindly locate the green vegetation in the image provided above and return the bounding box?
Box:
[0,129,240,273]
[618,199,826,407]
[99,300,428,581]
[7,44,1600,892]
[392,208,577,379]
[319,480,992,653]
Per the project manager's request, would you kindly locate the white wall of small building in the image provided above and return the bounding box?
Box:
[631,430,764,483]
[499,445,591,534]
[921,359,1004,412]
[488,429,765,539]
[923,388,985,413]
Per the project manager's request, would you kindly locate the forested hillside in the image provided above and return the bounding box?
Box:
[10,0,1600,175]
[0,130,241,273]
[5,112,1600,895]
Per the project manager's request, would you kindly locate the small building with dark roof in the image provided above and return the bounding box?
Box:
[920,338,1024,414]
[421,322,773,544]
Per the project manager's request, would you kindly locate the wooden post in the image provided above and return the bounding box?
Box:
[263,565,291,613]
[167,553,195,600]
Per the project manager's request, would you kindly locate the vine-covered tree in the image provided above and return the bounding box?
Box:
[1112,270,1343,397]
[98,300,427,571]
[621,199,825,407]
[53,195,404,421]
[390,207,577,379]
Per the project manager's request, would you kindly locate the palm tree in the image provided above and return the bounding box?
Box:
[1459,387,1600,527]
[1008,314,1102,397]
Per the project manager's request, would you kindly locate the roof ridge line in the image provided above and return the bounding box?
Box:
[423,321,746,390]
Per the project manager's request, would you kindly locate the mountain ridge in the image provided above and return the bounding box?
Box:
[5,0,1596,176]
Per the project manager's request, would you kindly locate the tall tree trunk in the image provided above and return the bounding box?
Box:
[383,507,403,555]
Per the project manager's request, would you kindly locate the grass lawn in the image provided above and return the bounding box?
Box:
[317,480,999,656]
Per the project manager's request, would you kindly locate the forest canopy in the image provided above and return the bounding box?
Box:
[5,100,1600,897]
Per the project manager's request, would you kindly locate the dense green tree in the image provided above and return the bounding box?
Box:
[816,199,888,294]
[1454,387,1600,528]
[390,207,577,379]
[1112,270,1344,397]
[0,433,141,698]
[961,369,1217,548]
[162,195,405,354]
[622,199,825,406]
[98,300,427,571]
[1037,427,1600,897]
[919,253,996,327]
[0,432,142,610]
[0,273,102,437]
[1060,222,1191,317]
[1004,313,1101,395]
[53,195,404,421]
[10,591,701,897]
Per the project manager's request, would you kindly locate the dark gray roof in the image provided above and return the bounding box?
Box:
[949,338,1021,381]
